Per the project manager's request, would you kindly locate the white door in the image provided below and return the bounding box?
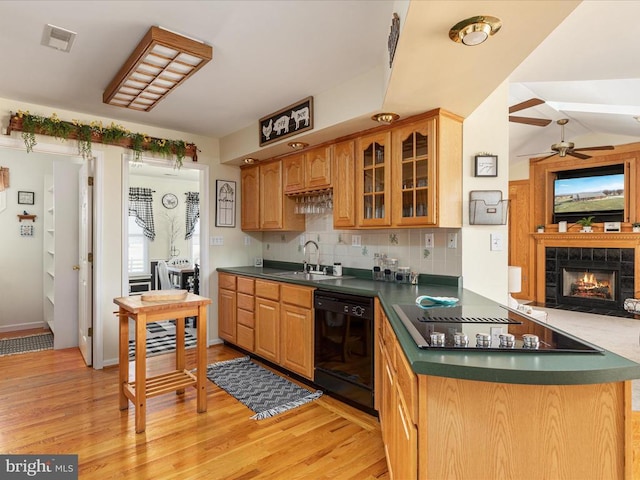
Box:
[78,160,93,365]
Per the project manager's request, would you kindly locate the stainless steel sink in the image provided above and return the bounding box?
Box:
[270,271,349,281]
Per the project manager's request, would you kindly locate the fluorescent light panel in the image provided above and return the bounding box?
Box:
[103,26,212,112]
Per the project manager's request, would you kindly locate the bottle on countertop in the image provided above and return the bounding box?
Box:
[333,262,342,277]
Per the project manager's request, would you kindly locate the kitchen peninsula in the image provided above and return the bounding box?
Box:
[217,264,640,479]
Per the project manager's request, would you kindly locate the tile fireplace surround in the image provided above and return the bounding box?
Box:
[534,233,640,316]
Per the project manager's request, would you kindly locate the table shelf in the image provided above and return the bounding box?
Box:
[124,370,197,399]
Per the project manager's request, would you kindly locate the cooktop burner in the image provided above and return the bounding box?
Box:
[392,303,603,354]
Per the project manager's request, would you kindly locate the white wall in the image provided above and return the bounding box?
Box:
[0,149,52,331]
[461,81,510,304]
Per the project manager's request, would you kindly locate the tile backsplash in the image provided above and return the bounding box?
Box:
[262,214,462,275]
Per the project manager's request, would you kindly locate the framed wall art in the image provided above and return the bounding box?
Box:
[474,155,498,177]
[18,190,35,205]
[259,96,313,147]
[215,180,236,228]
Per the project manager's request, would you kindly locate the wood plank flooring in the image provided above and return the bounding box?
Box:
[0,344,388,480]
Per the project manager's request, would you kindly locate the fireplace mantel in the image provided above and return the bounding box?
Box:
[533,232,640,247]
[533,232,640,304]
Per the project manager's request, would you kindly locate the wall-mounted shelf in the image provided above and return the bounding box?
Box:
[469,190,508,225]
[17,214,36,222]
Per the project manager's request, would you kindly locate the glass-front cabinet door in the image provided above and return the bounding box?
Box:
[357,131,391,227]
[392,119,436,226]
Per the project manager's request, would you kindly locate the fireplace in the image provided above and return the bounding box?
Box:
[545,247,634,314]
[561,267,616,304]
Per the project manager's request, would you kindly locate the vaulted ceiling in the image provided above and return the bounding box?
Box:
[0,1,638,165]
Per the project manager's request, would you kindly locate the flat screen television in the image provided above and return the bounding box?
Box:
[553,165,625,224]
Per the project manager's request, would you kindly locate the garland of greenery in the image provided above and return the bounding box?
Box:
[13,110,193,166]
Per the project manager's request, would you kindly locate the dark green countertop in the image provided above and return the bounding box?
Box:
[217,265,640,386]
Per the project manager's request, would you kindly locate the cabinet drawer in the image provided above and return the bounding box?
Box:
[218,272,236,291]
[237,307,254,328]
[237,324,254,351]
[237,292,254,312]
[281,284,314,308]
[395,341,417,425]
[255,279,280,300]
[237,276,255,295]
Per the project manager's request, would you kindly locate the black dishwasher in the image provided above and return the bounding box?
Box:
[314,290,375,412]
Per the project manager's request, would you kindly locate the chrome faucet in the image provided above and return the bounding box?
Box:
[303,240,320,272]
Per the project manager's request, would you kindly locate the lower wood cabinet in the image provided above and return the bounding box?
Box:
[280,284,314,379]
[377,306,418,480]
[255,295,280,363]
[218,273,237,344]
[219,276,315,381]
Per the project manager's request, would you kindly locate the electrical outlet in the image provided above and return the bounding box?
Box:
[425,233,434,248]
[244,235,251,246]
[490,326,503,347]
[490,233,503,251]
[352,235,362,247]
[447,233,457,249]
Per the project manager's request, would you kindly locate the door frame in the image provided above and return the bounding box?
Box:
[0,134,104,368]
[121,154,210,307]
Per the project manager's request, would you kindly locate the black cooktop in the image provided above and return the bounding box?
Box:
[392,303,604,354]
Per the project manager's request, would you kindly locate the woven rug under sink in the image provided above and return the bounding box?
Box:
[206,356,322,420]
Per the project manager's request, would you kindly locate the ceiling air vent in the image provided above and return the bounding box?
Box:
[41,24,77,53]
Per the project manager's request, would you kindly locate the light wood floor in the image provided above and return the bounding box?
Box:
[0,344,388,480]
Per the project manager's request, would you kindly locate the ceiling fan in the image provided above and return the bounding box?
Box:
[509,98,552,127]
[533,118,615,161]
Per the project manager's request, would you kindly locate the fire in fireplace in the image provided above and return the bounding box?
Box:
[562,269,615,302]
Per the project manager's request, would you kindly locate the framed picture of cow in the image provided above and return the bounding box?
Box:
[259,96,314,147]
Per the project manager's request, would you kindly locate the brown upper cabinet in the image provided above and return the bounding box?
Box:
[357,131,392,227]
[240,109,462,232]
[240,165,260,231]
[332,139,356,228]
[283,145,332,193]
[241,160,305,232]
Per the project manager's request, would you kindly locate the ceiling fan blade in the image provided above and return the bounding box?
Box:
[517,151,553,157]
[567,151,591,160]
[509,115,552,127]
[531,152,559,162]
[572,145,615,152]
[509,98,545,114]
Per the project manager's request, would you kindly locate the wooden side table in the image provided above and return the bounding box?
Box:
[114,292,211,433]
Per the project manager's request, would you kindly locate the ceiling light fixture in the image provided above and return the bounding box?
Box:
[41,24,77,53]
[103,26,213,112]
[288,142,308,150]
[371,113,400,124]
[449,16,501,46]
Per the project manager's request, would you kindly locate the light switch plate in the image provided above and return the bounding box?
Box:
[425,233,434,248]
[490,233,503,251]
[352,235,362,247]
[447,233,457,249]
